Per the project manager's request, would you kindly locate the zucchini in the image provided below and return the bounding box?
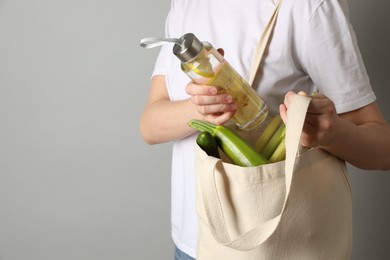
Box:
[189,119,268,167]
[196,131,220,158]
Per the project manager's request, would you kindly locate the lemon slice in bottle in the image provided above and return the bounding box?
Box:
[191,57,215,78]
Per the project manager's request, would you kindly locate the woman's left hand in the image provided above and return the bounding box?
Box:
[279,91,340,149]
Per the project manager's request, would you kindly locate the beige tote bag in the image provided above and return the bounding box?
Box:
[195,94,352,259]
[194,0,353,259]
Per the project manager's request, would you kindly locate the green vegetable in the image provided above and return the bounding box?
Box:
[269,138,286,163]
[196,131,220,158]
[189,119,269,167]
[255,114,282,152]
[262,123,286,159]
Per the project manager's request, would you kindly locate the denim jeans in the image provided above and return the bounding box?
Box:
[174,246,195,260]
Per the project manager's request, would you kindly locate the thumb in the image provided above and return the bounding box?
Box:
[279,104,287,124]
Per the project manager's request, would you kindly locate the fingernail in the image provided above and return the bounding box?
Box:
[225,95,233,103]
[209,87,217,95]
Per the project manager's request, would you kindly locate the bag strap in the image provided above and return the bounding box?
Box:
[199,94,311,250]
[248,0,282,85]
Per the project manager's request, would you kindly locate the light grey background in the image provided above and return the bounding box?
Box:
[0,0,388,259]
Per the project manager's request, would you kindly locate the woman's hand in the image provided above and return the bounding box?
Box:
[185,48,237,126]
[279,91,340,148]
[185,82,237,125]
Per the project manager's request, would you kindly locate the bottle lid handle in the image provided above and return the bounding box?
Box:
[139,37,183,49]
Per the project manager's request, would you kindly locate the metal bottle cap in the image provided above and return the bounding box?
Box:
[173,33,203,62]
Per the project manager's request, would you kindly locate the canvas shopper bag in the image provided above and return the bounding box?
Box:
[194,1,353,259]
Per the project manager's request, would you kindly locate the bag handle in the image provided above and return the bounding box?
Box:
[199,0,308,250]
[199,94,311,250]
[248,0,282,85]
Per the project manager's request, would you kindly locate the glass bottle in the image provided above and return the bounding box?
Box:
[173,33,268,130]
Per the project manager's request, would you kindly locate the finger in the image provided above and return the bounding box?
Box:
[300,122,318,148]
[307,96,336,115]
[283,91,296,109]
[279,104,287,124]
[191,94,233,106]
[304,113,321,126]
[205,111,235,126]
[304,112,335,134]
[197,103,237,116]
[185,82,217,95]
[298,91,308,96]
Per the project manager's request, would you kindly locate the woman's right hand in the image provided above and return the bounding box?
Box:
[185,82,237,126]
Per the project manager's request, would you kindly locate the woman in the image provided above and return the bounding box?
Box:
[140,0,390,259]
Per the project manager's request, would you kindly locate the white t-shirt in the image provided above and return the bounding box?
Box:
[152,0,376,257]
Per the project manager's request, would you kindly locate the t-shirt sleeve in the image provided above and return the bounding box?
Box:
[302,0,376,113]
[150,0,189,101]
[151,44,171,78]
[151,0,177,78]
